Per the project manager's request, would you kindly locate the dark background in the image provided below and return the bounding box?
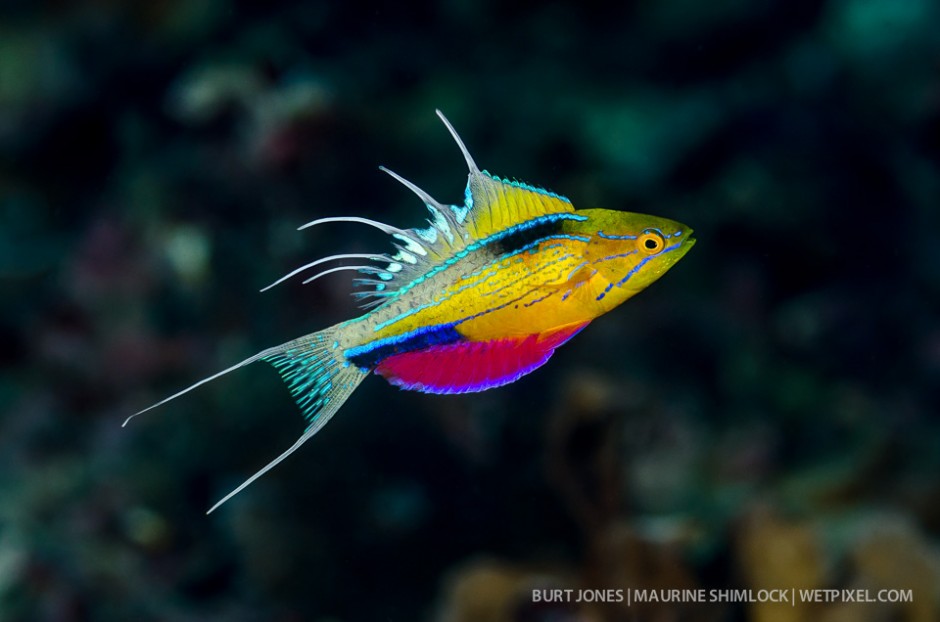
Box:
[2,1,939,620]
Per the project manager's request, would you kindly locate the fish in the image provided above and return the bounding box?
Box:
[126,110,696,513]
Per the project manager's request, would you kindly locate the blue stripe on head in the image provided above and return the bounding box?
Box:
[598,231,637,240]
[595,241,684,301]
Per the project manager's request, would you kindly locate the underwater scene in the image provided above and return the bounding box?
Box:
[2,1,939,620]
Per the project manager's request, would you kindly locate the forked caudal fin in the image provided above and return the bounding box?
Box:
[125,325,369,514]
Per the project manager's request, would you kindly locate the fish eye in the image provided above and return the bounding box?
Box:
[638,229,665,254]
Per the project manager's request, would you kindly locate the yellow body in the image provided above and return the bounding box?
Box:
[128,110,696,514]
[356,207,694,346]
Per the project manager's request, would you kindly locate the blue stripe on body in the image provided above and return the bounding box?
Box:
[342,213,589,331]
[523,291,555,308]
[349,243,584,367]
[374,246,577,333]
[373,226,590,332]
[478,251,576,302]
[381,212,587,300]
[344,323,463,368]
[453,288,552,326]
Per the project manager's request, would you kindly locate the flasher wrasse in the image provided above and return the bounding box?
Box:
[126,111,696,512]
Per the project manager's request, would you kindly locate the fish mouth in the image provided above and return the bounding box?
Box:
[672,231,695,259]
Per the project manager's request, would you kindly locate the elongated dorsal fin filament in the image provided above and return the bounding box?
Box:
[378,166,447,212]
[261,253,388,292]
[436,109,479,174]
[298,216,413,240]
[301,264,381,285]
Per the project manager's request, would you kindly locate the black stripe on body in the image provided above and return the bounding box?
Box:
[488,217,565,255]
[344,323,463,369]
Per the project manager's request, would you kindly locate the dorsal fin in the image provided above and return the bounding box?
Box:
[462,171,574,239]
[352,112,577,299]
[277,111,579,309]
[435,110,574,240]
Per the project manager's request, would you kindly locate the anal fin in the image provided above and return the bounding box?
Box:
[374,323,588,394]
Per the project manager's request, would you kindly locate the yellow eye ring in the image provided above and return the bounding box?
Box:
[638,229,665,255]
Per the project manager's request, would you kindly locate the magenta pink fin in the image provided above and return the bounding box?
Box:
[374,323,589,394]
